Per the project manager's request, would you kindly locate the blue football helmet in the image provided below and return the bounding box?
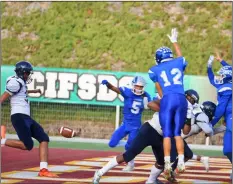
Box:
[154,46,173,65]
[215,65,232,84]
[131,76,146,95]
[185,89,199,104]
[201,101,216,121]
[15,61,33,83]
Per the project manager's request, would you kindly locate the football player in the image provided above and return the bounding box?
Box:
[148,28,188,178]
[101,76,151,171]
[207,54,232,166]
[0,61,57,177]
[92,90,217,184]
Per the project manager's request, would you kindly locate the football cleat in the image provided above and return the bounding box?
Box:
[163,161,172,180]
[122,164,134,172]
[201,156,209,172]
[175,161,185,174]
[38,168,58,177]
[93,170,102,184]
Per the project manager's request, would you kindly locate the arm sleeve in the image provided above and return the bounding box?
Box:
[5,79,21,96]
[183,57,188,71]
[196,113,213,136]
[119,87,128,98]
[148,69,158,83]
[207,67,218,88]
[210,94,231,127]
[213,125,226,135]
[220,60,231,66]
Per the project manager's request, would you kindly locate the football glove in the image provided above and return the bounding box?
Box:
[167,28,178,43]
[207,55,214,68]
[101,80,109,85]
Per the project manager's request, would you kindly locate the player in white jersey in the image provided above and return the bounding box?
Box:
[0,61,57,177]
[92,89,200,184]
[181,101,226,170]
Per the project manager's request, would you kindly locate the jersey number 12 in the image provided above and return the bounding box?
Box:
[160,68,182,87]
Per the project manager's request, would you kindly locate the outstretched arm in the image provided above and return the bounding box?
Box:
[27,89,42,94]
[215,51,231,66]
[101,80,121,94]
[207,55,219,88]
[167,28,182,57]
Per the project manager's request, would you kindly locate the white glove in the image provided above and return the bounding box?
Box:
[167,28,178,43]
[207,55,214,68]
[143,97,149,109]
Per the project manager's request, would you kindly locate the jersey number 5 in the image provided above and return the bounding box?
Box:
[160,68,182,87]
[131,101,141,114]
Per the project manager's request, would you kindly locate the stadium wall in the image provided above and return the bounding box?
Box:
[1,65,224,145]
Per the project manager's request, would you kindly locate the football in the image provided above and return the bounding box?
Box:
[59,126,76,138]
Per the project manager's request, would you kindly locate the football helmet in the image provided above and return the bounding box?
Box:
[15,61,33,83]
[215,65,232,84]
[185,89,199,104]
[201,101,216,121]
[154,46,173,65]
[131,76,146,95]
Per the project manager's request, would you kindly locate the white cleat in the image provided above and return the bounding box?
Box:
[93,170,102,184]
[201,156,209,172]
[163,161,172,180]
[175,161,185,175]
[122,164,134,172]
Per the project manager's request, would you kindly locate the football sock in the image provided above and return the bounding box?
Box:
[99,156,118,176]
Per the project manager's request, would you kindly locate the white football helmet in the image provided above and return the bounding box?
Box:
[131,76,146,95]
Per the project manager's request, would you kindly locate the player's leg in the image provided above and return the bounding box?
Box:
[171,139,193,174]
[30,118,57,177]
[93,123,150,184]
[192,154,209,172]
[174,94,187,173]
[159,95,174,179]
[223,130,232,163]
[2,114,34,150]
[123,126,140,171]
[146,134,164,184]
[108,123,127,148]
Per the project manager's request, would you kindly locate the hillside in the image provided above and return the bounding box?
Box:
[1,2,232,75]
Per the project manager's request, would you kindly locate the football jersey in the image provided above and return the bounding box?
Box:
[148,57,187,96]
[5,76,30,116]
[119,87,151,124]
[148,100,196,136]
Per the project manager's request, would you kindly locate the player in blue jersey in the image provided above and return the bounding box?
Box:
[148,28,187,179]
[207,54,232,168]
[101,76,151,171]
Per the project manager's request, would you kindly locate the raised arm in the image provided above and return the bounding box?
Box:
[215,51,231,66]
[207,55,219,88]
[167,28,182,57]
[101,80,121,94]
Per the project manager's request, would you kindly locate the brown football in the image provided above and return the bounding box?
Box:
[59,126,75,138]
